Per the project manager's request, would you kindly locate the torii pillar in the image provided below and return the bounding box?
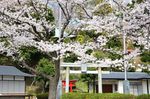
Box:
[98,66,102,93]
[65,67,70,93]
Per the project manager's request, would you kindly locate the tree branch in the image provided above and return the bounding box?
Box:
[30,0,40,15]
[60,19,70,38]
[112,0,127,11]
[0,10,50,41]
[77,4,93,19]
[20,60,53,80]
[56,0,68,20]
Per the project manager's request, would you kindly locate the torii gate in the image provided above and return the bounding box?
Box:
[60,61,112,93]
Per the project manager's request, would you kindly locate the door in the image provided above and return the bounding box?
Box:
[102,84,113,93]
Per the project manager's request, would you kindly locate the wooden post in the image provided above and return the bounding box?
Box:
[65,67,70,93]
[98,66,102,93]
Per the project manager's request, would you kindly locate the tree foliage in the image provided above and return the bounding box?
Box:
[63,52,78,62]
[0,0,150,98]
[0,54,17,65]
[106,36,122,49]
[20,46,44,66]
[36,58,55,76]
[140,50,150,64]
[93,50,122,60]
[94,4,113,15]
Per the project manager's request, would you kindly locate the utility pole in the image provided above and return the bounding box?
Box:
[98,66,102,93]
[123,27,127,81]
[122,4,130,95]
[56,4,62,99]
[110,0,130,94]
[122,24,130,94]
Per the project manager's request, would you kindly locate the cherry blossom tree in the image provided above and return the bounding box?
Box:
[81,0,149,68]
[82,0,150,49]
[0,0,149,98]
[0,0,110,98]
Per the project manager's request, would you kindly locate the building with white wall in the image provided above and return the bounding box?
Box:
[0,66,33,99]
[61,63,150,95]
[95,72,150,95]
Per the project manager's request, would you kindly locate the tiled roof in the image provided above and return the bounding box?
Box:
[0,66,33,77]
[102,72,150,80]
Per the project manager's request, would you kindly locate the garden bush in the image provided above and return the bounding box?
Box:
[36,93,48,99]
[136,94,150,99]
[36,93,150,99]
[61,93,136,99]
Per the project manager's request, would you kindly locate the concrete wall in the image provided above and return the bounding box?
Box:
[118,80,124,93]
[130,81,142,95]
[117,80,148,95]
[142,79,150,94]
[142,80,148,94]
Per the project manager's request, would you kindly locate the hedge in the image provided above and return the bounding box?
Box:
[36,93,48,99]
[136,94,150,99]
[61,93,136,99]
[36,93,150,99]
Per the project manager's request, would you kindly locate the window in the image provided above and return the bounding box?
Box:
[15,76,24,80]
[0,81,25,93]
[3,76,14,80]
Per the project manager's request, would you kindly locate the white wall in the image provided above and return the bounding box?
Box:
[112,84,116,93]
[142,80,148,94]
[117,80,149,95]
[130,81,143,95]
[142,79,150,94]
[118,80,123,93]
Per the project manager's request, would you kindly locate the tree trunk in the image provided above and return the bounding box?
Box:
[48,58,60,99]
[42,80,47,93]
[93,77,96,93]
[87,81,90,93]
[48,77,57,99]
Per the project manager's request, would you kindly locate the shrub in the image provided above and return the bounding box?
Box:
[62,93,86,99]
[136,94,150,99]
[36,93,48,99]
[61,93,136,99]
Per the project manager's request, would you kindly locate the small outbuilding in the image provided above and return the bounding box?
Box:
[0,65,33,99]
[95,72,150,95]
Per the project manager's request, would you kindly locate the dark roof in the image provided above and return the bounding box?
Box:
[102,72,150,80]
[0,66,33,77]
